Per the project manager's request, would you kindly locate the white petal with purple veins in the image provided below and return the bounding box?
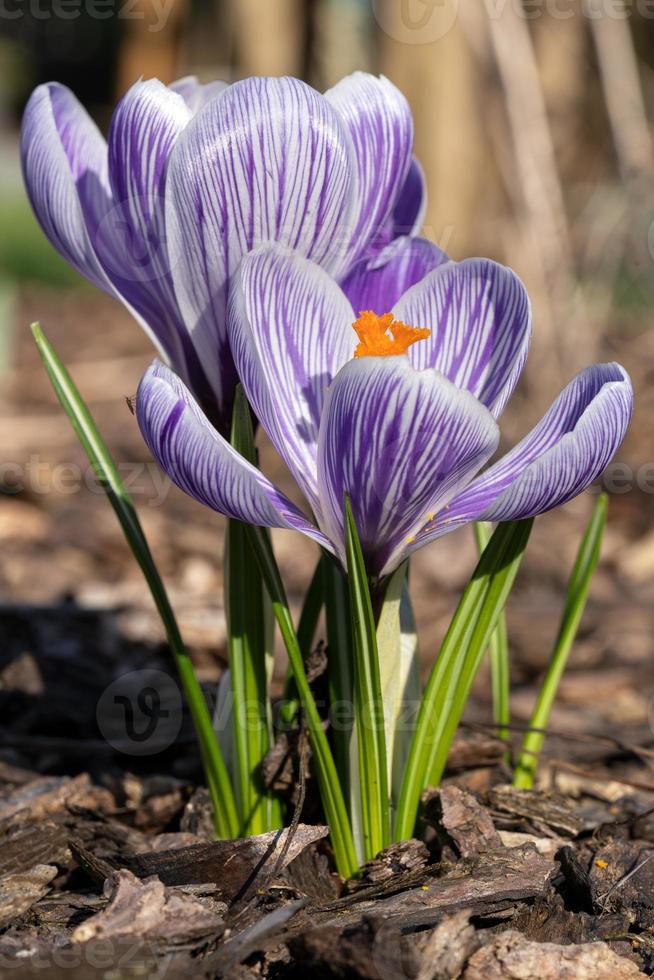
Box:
[230,245,356,512]
[165,76,356,386]
[20,83,113,295]
[169,75,228,114]
[409,362,633,552]
[137,361,333,550]
[317,356,499,576]
[104,80,195,369]
[326,72,413,265]
[391,156,426,239]
[341,236,448,316]
[394,258,531,419]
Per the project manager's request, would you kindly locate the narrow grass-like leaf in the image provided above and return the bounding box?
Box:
[246,523,359,879]
[344,495,390,860]
[376,562,421,809]
[279,556,324,730]
[513,495,607,789]
[323,557,354,795]
[474,522,510,740]
[226,389,282,834]
[394,519,533,842]
[31,322,238,839]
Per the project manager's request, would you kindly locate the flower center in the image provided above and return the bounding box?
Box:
[352,311,431,358]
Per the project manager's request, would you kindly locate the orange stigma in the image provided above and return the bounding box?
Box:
[352,311,431,358]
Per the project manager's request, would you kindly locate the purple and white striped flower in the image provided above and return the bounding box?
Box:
[137,245,632,578]
[21,72,433,430]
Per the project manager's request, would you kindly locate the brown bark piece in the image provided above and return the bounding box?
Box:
[121,824,329,898]
[463,930,643,979]
[0,774,113,822]
[71,869,224,944]
[489,786,584,837]
[416,910,479,980]
[346,840,430,893]
[428,785,502,857]
[0,864,58,927]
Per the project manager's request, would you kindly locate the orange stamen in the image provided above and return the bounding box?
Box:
[352,311,431,358]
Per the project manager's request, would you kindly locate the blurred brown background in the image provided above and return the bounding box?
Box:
[0,0,653,764]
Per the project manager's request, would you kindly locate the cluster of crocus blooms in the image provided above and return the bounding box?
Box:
[21,71,633,578]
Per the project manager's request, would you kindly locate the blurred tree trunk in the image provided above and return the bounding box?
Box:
[377,0,494,260]
[310,0,374,90]
[532,2,589,179]
[587,5,653,181]
[116,0,188,94]
[229,0,305,77]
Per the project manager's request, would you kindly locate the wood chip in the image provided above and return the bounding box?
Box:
[346,839,430,893]
[0,774,112,822]
[71,869,224,944]
[427,785,502,857]
[489,786,584,837]
[462,930,643,978]
[0,865,58,927]
[121,825,329,900]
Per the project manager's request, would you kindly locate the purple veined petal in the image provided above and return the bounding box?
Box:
[393,258,532,419]
[165,76,356,389]
[103,78,223,410]
[169,75,228,114]
[340,236,448,316]
[20,83,113,295]
[229,245,356,515]
[316,356,499,576]
[20,82,216,411]
[391,156,427,239]
[408,362,633,554]
[325,72,413,265]
[137,360,334,552]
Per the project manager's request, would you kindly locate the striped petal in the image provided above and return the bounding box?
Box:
[394,258,532,419]
[341,236,448,317]
[410,362,633,552]
[391,156,426,238]
[229,245,356,514]
[326,72,413,264]
[169,75,228,113]
[165,76,355,391]
[20,83,113,295]
[137,361,332,550]
[20,81,219,414]
[317,357,499,576]
[104,80,195,370]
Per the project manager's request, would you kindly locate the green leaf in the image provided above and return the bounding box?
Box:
[227,388,282,834]
[31,322,238,840]
[474,522,510,741]
[344,495,390,860]
[323,557,355,799]
[278,556,324,730]
[513,495,607,789]
[375,562,420,809]
[246,523,359,879]
[394,519,533,842]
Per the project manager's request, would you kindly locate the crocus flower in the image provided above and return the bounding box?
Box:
[21,72,430,430]
[136,245,632,579]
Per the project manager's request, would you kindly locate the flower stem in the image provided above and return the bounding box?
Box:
[31,322,238,839]
[513,495,607,789]
[246,524,359,879]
